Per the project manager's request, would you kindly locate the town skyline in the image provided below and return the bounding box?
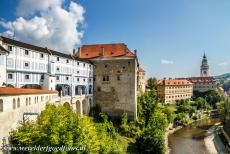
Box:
[1,0,230,78]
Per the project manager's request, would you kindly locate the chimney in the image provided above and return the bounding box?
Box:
[73,48,76,55]
[99,47,104,57]
[78,47,81,58]
[134,49,137,55]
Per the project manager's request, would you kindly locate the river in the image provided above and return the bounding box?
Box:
[168,118,228,154]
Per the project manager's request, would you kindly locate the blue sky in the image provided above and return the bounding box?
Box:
[1,0,230,79]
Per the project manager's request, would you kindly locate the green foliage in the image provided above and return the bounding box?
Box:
[10,104,124,153]
[222,80,230,91]
[137,109,168,154]
[137,90,159,128]
[119,113,141,138]
[195,97,210,110]
[174,112,190,126]
[192,89,222,108]
[217,97,230,123]
[176,99,195,116]
[164,105,176,123]
[147,77,158,91]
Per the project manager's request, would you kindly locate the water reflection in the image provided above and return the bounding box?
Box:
[168,118,219,154]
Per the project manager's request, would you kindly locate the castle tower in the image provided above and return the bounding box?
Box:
[200,53,209,77]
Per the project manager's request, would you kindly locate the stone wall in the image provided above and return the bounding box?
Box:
[92,57,137,119]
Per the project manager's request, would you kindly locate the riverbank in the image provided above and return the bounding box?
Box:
[204,124,218,154]
[204,123,229,154]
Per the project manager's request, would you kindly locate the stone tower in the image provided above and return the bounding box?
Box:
[200,53,209,77]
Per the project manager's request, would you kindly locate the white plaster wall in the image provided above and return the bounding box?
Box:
[0,93,58,146]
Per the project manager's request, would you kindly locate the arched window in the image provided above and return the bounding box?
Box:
[0,99,3,112]
[13,98,16,109]
[17,98,20,108]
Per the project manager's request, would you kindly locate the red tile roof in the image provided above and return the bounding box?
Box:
[0,87,58,95]
[176,77,216,83]
[77,43,135,59]
[158,79,192,86]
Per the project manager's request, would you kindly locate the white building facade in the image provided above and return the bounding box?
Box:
[0,36,93,107]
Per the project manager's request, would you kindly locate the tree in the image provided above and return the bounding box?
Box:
[137,90,158,127]
[137,109,168,154]
[217,97,230,123]
[10,104,124,153]
[147,77,158,91]
[196,97,210,110]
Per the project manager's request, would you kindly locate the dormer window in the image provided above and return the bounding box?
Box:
[25,50,29,55]
[8,46,12,51]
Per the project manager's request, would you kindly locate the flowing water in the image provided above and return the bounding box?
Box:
[168,118,222,154]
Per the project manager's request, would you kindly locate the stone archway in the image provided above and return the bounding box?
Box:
[82,99,88,115]
[76,100,82,114]
[63,102,70,108]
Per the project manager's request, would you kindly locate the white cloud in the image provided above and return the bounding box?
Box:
[0,0,85,53]
[161,59,174,64]
[219,61,230,66]
[16,0,62,17]
[219,60,230,69]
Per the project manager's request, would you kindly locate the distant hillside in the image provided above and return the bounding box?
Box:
[215,73,230,80]
[215,73,230,91]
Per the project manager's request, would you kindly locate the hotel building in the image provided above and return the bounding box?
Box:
[157,79,193,104]
[0,36,93,107]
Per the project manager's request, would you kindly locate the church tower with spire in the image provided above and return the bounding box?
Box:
[200,53,209,77]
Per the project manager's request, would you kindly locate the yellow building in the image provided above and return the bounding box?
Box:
[157,79,193,104]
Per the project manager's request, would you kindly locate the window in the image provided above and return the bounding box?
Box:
[8,74,13,79]
[56,76,60,80]
[25,75,30,80]
[77,71,79,74]
[40,53,44,58]
[117,75,121,81]
[17,98,20,108]
[83,63,86,67]
[26,98,28,106]
[103,75,109,81]
[8,46,12,51]
[41,75,44,80]
[56,67,60,71]
[24,50,29,55]
[24,62,29,67]
[128,61,131,66]
[57,57,60,61]
[66,59,69,63]
[83,78,85,82]
[66,77,69,81]
[0,99,3,112]
[77,78,79,82]
[13,99,16,109]
[77,62,80,65]
[97,87,101,92]
[105,64,108,68]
